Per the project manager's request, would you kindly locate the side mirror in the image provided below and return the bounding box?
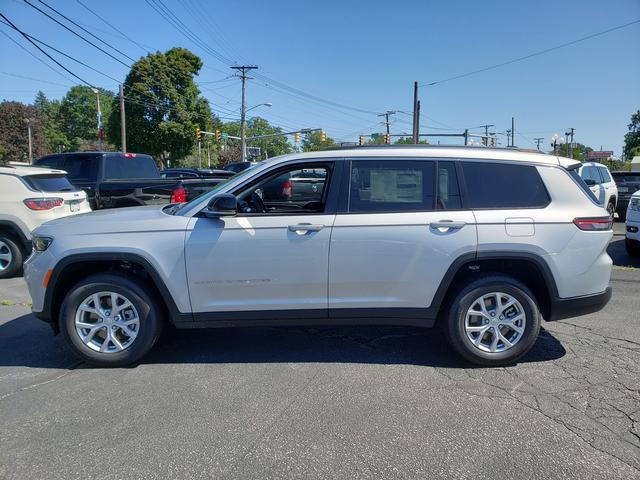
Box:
[584,179,597,186]
[204,193,237,217]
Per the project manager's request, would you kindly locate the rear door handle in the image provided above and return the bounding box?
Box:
[288,223,324,234]
[430,220,466,230]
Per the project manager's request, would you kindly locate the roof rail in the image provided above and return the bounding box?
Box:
[321,144,547,155]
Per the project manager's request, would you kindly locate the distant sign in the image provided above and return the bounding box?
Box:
[586,151,614,158]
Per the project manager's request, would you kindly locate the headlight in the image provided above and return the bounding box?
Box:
[630,198,640,212]
[32,236,53,252]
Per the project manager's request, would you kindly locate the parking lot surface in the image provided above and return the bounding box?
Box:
[1,230,639,480]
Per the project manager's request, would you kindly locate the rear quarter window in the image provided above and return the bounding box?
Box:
[104,155,159,179]
[461,162,550,209]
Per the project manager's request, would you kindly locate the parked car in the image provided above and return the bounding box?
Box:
[160,168,235,179]
[611,171,640,221]
[223,161,260,173]
[577,162,618,217]
[625,191,640,257]
[35,152,226,209]
[25,146,613,367]
[0,164,90,277]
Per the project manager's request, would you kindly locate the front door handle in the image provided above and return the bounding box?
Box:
[288,223,324,234]
[430,220,466,230]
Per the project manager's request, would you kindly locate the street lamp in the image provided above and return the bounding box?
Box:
[550,133,565,155]
[91,88,103,149]
[241,102,271,161]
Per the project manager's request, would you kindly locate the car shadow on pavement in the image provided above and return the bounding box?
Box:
[607,237,640,268]
[0,312,565,369]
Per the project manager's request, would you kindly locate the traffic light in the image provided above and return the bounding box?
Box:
[482,135,487,146]
[490,136,495,147]
[215,130,221,141]
[294,132,300,143]
[319,130,326,142]
[384,133,390,144]
[358,136,364,146]
[195,127,201,140]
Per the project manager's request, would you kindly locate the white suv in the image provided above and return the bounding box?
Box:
[23,147,613,367]
[578,162,618,217]
[0,164,91,278]
[625,191,640,256]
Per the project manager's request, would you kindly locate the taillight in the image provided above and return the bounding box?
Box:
[24,198,64,210]
[170,186,187,203]
[573,217,613,231]
[282,179,292,199]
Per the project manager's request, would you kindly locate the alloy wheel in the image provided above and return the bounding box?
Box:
[464,292,526,353]
[0,240,13,272]
[74,291,140,353]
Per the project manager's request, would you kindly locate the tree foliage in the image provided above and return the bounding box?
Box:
[59,86,113,150]
[0,101,46,162]
[107,48,213,167]
[34,91,68,152]
[554,142,593,161]
[623,110,640,160]
[221,117,293,162]
[301,130,336,152]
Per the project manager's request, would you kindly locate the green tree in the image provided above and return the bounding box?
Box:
[555,142,593,161]
[301,130,336,152]
[394,136,429,145]
[221,117,293,162]
[107,48,213,167]
[59,86,113,150]
[623,110,640,160]
[0,101,47,162]
[34,91,69,152]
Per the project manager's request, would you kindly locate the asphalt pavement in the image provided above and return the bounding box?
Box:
[0,226,638,480]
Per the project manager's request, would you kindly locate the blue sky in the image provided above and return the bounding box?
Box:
[1,0,639,156]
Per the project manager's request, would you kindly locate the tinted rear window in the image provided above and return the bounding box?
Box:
[24,174,77,192]
[104,155,159,179]
[461,162,550,209]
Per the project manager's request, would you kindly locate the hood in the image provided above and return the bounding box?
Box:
[34,204,188,237]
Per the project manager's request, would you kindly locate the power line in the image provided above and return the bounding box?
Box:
[0,13,95,87]
[0,70,72,88]
[421,18,640,87]
[74,0,149,53]
[22,0,131,68]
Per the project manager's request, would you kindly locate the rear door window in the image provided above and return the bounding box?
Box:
[61,155,99,181]
[35,155,61,169]
[348,160,435,213]
[581,166,603,184]
[461,161,550,209]
[436,161,462,209]
[598,167,612,183]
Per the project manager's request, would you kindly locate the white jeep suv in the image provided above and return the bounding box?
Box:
[0,164,90,278]
[24,147,613,367]
[578,162,618,217]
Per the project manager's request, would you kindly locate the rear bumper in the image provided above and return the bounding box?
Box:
[547,287,612,321]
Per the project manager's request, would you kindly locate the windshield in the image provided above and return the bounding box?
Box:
[172,162,264,215]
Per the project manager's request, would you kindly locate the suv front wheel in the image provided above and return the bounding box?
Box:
[445,275,541,366]
[60,273,163,367]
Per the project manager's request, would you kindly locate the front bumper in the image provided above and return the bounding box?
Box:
[547,287,612,321]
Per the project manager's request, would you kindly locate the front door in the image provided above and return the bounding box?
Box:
[328,159,477,313]
[185,161,339,316]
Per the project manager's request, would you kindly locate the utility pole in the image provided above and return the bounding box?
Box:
[534,137,544,150]
[506,129,512,147]
[415,101,420,142]
[119,84,126,153]
[511,117,515,147]
[198,140,202,168]
[231,65,258,161]
[464,129,469,145]
[378,110,397,143]
[566,127,575,159]
[92,88,103,149]
[412,82,419,144]
[206,139,211,168]
[24,118,33,163]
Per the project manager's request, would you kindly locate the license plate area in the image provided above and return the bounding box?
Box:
[69,200,80,212]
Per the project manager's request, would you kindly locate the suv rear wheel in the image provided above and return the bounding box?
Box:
[445,275,541,366]
[0,233,24,279]
[59,273,163,367]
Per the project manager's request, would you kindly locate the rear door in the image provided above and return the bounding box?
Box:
[328,158,477,315]
[59,154,101,208]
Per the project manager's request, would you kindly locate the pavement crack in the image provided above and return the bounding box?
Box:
[0,360,83,402]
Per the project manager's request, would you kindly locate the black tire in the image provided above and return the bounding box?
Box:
[0,233,24,279]
[626,238,640,258]
[59,273,163,367]
[606,201,615,219]
[444,275,541,367]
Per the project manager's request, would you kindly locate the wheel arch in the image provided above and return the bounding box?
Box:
[0,220,31,252]
[431,251,558,321]
[43,252,190,332]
